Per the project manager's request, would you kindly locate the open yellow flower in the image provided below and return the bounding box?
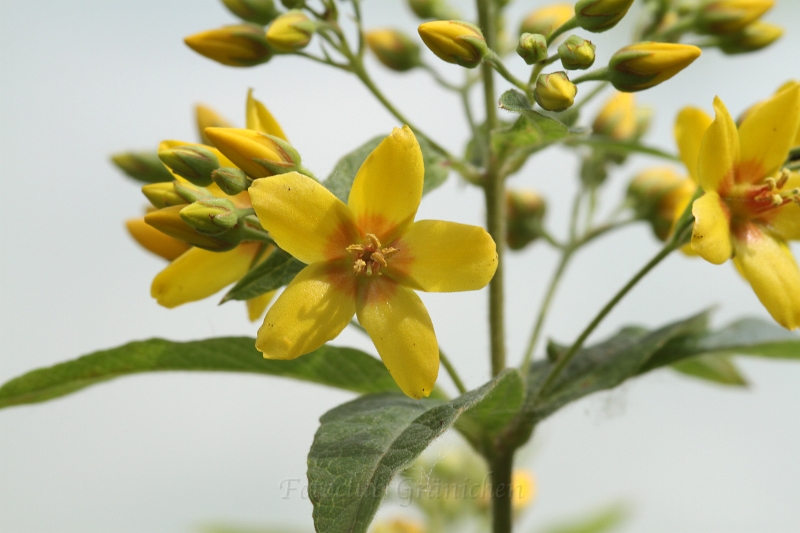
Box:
[691,82,800,329]
[249,126,498,398]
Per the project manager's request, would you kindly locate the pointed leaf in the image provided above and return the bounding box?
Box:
[671,354,748,387]
[542,504,628,533]
[222,247,305,302]
[457,368,524,439]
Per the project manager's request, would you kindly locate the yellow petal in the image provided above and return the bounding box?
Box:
[249,172,359,264]
[348,126,424,242]
[247,290,276,322]
[151,243,259,308]
[126,217,190,261]
[356,278,438,399]
[256,262,356,359]
[738,82,800,182]
[691,192,733,264]
[674,106,713,183]
[697,97,739,193]
[733,224,800,330]
[389,220,498,292]
[246,89,288,140]
[763,173,800,241]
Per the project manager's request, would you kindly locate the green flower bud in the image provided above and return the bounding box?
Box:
[574,0,635,33]
[506,189,547,250]
[184,24,272,67]
[212,167,251,195]
[142,182,188,209]
[111,151,174,183]
[266,11,316,52]
[158,145,220,187]
[407,0,460,20]
[179,197,239,235]
[534,71,577,112]
[221,0,280,25]
[366,29,422,72]
[418,20,488,69]
[204,127,304,178]
[173,181,213,204]
[280,0,305,8]
[145,205,241,251]
[696,0,774,36]
[627,167,695,240]
[516,33,548,65]
[719,21,783,54]
[558,35,596,70]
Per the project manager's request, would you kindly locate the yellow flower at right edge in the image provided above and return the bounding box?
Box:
[249,126,498,398]
[691,81,800,329]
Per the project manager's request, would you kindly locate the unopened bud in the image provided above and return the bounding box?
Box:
[280,0,305,8]
[407,0,460,20]
[608,42,701,92]
[212,167,250,195]
[519,4,574,38]
[418,20,488,69]
[145,205,241,251]
[158,145,220,186]
[204,127,302,178]
[719,21,783,54]
[506,189,547,250]
[111,151,174,183]
[246,89,288,140]
[366,29,422,72]
[184,24,272,67]
[516,33,548,65]
[696,0,774,36]
[221,0,279,25]
[126,217,191,261]
[635,105,654,138]
[266,11,316,52]
[575,0,635,33]
[627,167,695,240]
[196,105,233,145]
[592,92,637,140]
[180,198,239,235]
[534,71,577,112]
[142,182,188,209]
[173,181,214,204]
[558,35,596,70]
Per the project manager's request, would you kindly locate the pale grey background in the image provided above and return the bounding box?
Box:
[1,1,799,532]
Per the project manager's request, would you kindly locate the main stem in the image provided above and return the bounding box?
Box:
[490,451,514,533]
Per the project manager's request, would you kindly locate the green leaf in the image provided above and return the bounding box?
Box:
[0,339,399,409]
[222,247,305,302]
[541,504,628,533]
[457,368,524,440]
[307,370,516,533]
[671,354,748,387]
[322,134,449,204]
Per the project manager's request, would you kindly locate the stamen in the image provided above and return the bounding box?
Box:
[371,251,387,268]
[353,259,366,275]
[346,235,399,277]
[366,233,381,249]
[764,177,777,191]
[777,168,790,189]
[346,244,365,253]
[772,194,784,207]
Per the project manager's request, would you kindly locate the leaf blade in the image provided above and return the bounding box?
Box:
[222,247,306,302]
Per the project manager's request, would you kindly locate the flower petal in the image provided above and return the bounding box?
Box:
[249,172,359,264]
[151,243,259,308]
[246,89,288,140]
[697,97,739,192]
[733,224,800,330]
[348,126,423,242]
[256,262,356,360]
[247,291,275,322]
[390,220,497,292]
[738,82,800,181]
[356,278,438,399]
[674,106,712,183]
[126,217,190,261]
[691,192,733,264]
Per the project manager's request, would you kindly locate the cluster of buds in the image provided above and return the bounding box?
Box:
[506,190,548,251]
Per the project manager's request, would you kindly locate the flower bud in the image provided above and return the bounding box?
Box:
[158,145,220,187]
[696,0,774,35]
[418,20,487,69]
[212,167,250,195]
[719,21,783,54]
[246,89,288,140]
[266,11,316,52]
[608,42,701,92]
[574,0,635,33]
[516,33,548,65]
[180,197,239,235]
[506,189,547,250]
[635,105,654,138]
[204,127,302,178]
[184,24,272,67]
[173,181,214,204]
[519,4,574,38]
[126,217,191,261]
[534,71,577,112]
[366,29,422,72]
[592,92,637,140]
[558,35,596,70]
[407,0,460,20]
[142,182,188,209]
[196,105,233,145]
[111,151,174,183]
[627,167,695,240]
[281,0,305,8]
[221,0,280,25]
[145,205,241,251]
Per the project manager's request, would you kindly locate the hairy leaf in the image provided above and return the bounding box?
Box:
[672,354,748,387]
[222,247,305,302]
[0,339,398,409]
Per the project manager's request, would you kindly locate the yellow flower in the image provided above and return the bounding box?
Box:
[249,126,498,398]
[690,82,800,329]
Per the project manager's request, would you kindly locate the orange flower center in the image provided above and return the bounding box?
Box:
[346,233,399,277]
[726,168,799,222]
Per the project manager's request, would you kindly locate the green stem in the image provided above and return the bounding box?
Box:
[570,81,608,113]
[439,351,468,395]
[572,67,610,85]
[546,17,578,46]
[489,451,514,533]
[422,63,462,92]
[485,51,528,91]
